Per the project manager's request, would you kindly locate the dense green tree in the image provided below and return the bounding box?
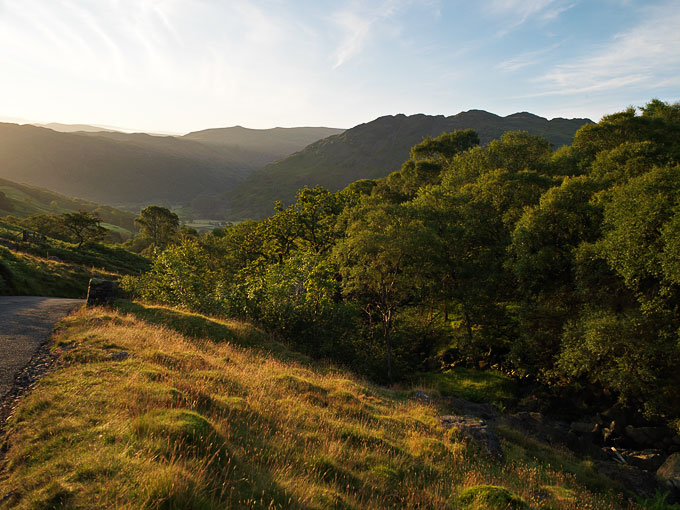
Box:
[509,177,603,374]
[283,186,345,254]
[135,205,180,252]
[334,200,435,383]
[486,131,552,173]
[382,130,481,201]
[19,214,69,241]
[410,129,480,161]
[60,210,107,248]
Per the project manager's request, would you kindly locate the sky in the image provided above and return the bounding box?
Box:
[0,0,678,134]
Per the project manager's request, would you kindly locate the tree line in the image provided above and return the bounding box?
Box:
[122,100,680,420]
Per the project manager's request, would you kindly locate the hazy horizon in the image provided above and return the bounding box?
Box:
[1,0,679,133]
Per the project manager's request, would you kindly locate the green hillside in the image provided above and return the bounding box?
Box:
[183,125,344,168]
[224,110,591,220]
[0,219,149,298]
[0,177,137,234]
[0,124,341,214]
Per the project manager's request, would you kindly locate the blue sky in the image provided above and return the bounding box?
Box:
[0,0,678,133]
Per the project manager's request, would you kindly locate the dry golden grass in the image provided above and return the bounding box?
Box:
[0,304,634,509]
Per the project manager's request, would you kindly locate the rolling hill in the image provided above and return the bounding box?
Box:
[182,125,344,169]
[33,122,121,133]
[0,176,137,234]
[224,110,591,220]
[0,124,343,216]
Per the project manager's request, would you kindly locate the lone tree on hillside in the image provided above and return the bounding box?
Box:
[135,205,179,251]
[60,211,107,248]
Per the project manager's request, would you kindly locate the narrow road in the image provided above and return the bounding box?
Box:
[0,296,83,398]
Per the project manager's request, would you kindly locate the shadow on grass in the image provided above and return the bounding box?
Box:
[414,367,518,408]
[114,300,311,364]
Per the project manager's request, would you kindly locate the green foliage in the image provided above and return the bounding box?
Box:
[60,210,107,248]
[416,368,517,407]
[454,485,526,510]
[225,111,589,220]
[135,205,180,252]
[124,239,225,314]
[410,129,480,161]
[128,99,680,420]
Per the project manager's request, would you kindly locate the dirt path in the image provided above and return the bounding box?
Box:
[0,296,83,399]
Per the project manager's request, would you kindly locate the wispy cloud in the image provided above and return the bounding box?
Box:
[497,42,562,72]
[489,0,576,34]
[531,2,680,97]
[330,0,439,69]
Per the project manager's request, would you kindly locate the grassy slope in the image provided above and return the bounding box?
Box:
[0,220,149,297]
[0,303,631,509]
[0,177,137,234]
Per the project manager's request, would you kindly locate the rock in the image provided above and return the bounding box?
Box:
[657,453,680,491]
[596,461,660,499]
[86,278,119,307]
[440,415,504,461]
[504,412,571,448]
[442,396,500,420]
[620,450,666,471]
[602,447,627,465]
[625,425,671,447]
[570,421,599,435]
[410,390,431,403]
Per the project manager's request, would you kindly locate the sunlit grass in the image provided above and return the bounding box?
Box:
[0,304,631,509]
[415,367,518,408]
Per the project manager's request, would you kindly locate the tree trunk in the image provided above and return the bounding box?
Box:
[463,308,474,346]
[384,311,393,385]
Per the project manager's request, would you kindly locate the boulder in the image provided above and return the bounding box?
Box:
[442,396,500,420]
[596,461,660,499]
[570,421,599,435]
[440,415,504,461]
[620,450,666,471]
[657,453,680,491]
[86,278,119,307]
[625,425,671,447]
[410,390,432,404]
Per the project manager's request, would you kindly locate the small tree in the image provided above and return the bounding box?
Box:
[135,205,179,252]
[60,210,107,248]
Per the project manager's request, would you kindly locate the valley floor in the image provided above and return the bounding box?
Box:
[0,303,638,509]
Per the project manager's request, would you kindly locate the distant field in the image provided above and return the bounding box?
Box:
[183,219,228,231]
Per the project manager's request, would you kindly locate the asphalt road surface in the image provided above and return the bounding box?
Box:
[0,296,83,398]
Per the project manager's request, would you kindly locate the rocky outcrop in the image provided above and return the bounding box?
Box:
[658,453,680,492]
[86,278,119,307]
[442,396,500,420]
[439,415,504,461]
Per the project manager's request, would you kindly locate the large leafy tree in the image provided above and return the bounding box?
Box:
[135,205,180,252]
[60,210,107,248]
[333,200,435,383]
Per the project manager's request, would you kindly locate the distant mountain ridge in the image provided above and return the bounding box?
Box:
[33,122,121,133]
[181,126,344,169]
[223,110,592,220]
[0,123,343,214]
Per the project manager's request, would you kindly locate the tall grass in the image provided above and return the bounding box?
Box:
[0,305,632,509]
